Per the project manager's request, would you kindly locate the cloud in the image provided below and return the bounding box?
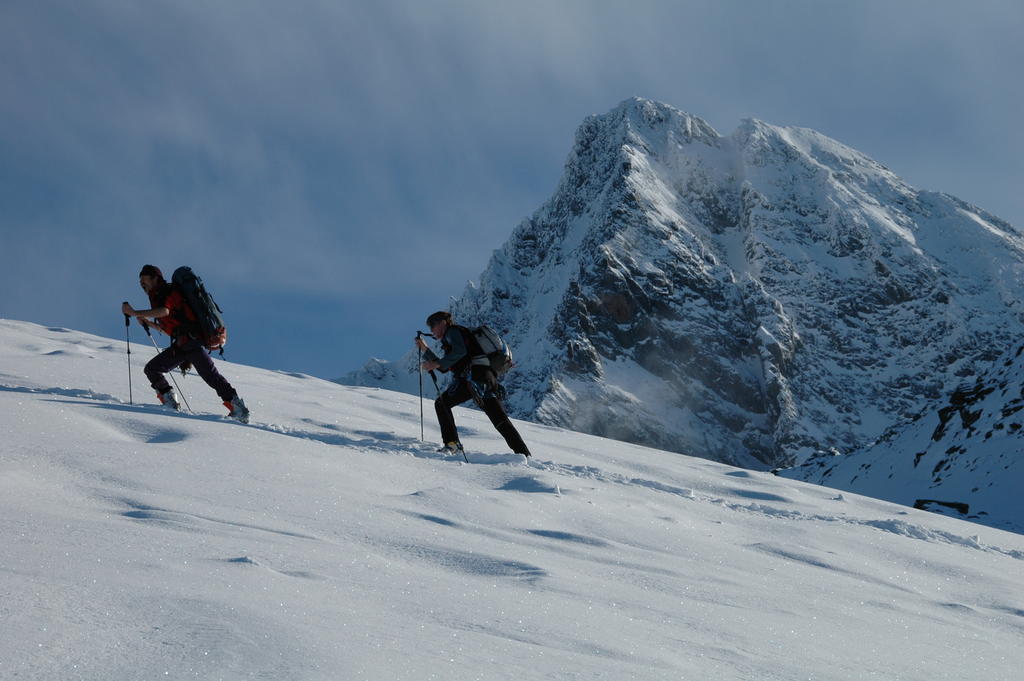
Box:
[2,0,1022,376]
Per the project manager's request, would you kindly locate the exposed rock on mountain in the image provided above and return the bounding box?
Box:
[780,344,1024,532]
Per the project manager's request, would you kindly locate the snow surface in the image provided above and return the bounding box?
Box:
[3,319,1024,681]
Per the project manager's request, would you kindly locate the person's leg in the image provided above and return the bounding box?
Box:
[466,367,530,456]
[144,345,183,396]
[435,378,472,445]
[481,397,531,456]
[182,341,237,403]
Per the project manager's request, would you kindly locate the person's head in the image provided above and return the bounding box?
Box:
[426,310,452,340]
[138,264,165,294]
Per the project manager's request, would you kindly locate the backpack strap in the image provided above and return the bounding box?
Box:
[460,327,493,369]
[453,325,485,357]
[444,325,486,374]
[165,285,200,339]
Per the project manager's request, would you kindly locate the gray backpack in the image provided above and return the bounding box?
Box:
[468,325,513,376]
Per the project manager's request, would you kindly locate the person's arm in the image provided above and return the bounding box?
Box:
[121,301,170,330]
[417,327,467,372]
[415,335,437,359]
[122,303,169,319]
[435,327,467,371]
[415,336,440,371]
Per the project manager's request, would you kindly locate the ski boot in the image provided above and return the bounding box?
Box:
[157,388,182,412]
[224,395,250,424]
[438,441,465,457]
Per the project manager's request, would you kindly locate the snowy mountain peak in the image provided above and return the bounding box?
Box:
[607,96,721,143]
[342,98,1024,478]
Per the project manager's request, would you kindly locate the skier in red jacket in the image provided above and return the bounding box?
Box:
[122,264,249,423]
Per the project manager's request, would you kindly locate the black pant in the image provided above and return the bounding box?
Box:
[145,337,237,404]
[435,368,530,455]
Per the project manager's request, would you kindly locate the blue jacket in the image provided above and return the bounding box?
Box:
[423,326,469,373]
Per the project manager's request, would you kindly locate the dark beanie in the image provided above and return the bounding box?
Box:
[139,264,163,279]
[426,310,452,327]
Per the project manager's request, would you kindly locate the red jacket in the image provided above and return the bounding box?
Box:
[148,284,197,340]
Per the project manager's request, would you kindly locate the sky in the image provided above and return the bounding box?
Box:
[4,318,1024,679]
[2,0,1023,378]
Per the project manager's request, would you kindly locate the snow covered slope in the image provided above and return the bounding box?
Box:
[341,98,1024,472]
[780,343,1024,534]
[3,319,1024,681]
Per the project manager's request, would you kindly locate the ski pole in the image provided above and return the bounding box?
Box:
[416,330,434,440]
[416,331,442,396]
[143,323,193,413]
[418,342,425,441]
[123,309,133,405]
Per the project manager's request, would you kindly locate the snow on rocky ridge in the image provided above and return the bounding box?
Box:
[341,97,1024,481]
[3,319,1024,680]
[781,342,1024,533]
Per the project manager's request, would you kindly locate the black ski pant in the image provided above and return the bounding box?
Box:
[145,337,237,404]
[435,370,530,455]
